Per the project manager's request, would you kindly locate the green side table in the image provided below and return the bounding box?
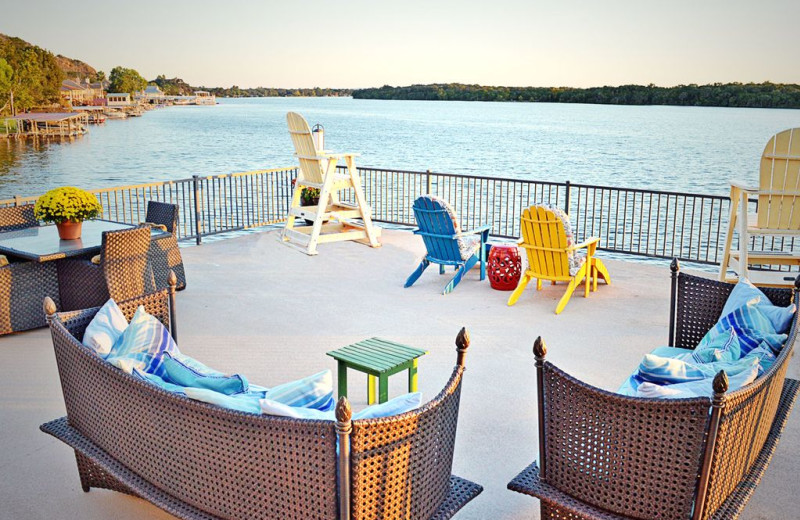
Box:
[327,337,428,404]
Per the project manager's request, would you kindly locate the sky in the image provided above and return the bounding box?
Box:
[2,0,799,89]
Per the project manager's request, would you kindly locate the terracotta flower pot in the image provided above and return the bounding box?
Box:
[56,220,82,240]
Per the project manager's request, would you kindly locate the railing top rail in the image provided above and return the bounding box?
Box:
[568,181,729,201]
[355,166,570,187]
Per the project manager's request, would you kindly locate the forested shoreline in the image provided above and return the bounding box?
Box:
[352,82,800,108]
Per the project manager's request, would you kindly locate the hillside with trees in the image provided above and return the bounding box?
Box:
[0,34,64,114]
[198,85,351,98]
[352,82,800,109]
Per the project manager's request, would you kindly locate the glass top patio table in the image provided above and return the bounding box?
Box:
[0,220,162,262]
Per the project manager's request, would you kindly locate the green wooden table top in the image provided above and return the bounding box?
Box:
[327,337,427,373]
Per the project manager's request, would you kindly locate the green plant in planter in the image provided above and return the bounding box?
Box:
[34,186,102,224]
[301,187,321,205]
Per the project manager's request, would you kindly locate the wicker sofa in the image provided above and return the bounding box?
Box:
[39,285,482,520]
[508,261,800,520]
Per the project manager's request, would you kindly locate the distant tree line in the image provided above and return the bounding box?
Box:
[352,82,800,109]
[198,86,352,98]
[0,35,64,115]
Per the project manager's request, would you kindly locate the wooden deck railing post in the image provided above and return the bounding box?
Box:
[669,258,680,346]
[335,397,352,520]
[533,336,547,481]
[693,370,728,520]
[426,169,432,195]
[192,175,202,245]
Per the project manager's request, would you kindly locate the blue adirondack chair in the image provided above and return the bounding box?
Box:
[405,195,490,294]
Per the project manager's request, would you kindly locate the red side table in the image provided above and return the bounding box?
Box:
[488,244,522,290]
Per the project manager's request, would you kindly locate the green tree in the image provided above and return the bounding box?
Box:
[108,66,147,96]
[0,58,12,114]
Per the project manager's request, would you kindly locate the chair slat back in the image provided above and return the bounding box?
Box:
[758,127,800,230]
[287,111,325,185]
[412,197,462,263]
[520,205,570,279]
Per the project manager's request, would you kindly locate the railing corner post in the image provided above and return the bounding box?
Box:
[564,180,571,214]
[426,169,432,195]
[192,175,202,245]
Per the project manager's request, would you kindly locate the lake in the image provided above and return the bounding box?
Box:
[1,97,799,199]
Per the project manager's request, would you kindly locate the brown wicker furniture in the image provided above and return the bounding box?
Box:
[144,201,187,291]
[40,284,482,520]
[508,261,800,520]
[57,226,157,311]
[0,205,61,335]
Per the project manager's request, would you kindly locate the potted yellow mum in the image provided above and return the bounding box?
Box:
[34,187,102,240]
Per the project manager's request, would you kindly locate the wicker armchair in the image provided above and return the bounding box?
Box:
[508,262,800,520]
[144,201,187,291]
[57,226,156,311]
[40,287,482,520]
[0,205,61,335]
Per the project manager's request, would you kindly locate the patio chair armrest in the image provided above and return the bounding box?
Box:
[414,230,459,240]
[568,237,600,251]
[730,180,757,193]
[462,224,492,236]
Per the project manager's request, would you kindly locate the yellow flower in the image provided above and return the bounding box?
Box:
[34,187,102,224]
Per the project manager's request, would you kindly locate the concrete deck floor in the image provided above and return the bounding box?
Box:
[1,228,798,520]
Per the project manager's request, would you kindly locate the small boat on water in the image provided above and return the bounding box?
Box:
[103,110,128,119]
[88,113,106,124]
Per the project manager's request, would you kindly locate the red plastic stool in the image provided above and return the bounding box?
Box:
[488,244,522,290]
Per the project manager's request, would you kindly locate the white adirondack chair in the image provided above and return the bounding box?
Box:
[281,112,381,255]
[720,128,800,286]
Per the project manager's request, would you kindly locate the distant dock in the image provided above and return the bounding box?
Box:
[2,112,89,138]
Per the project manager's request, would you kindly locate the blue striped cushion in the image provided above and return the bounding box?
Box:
[105,306,177,377]
[161,352,249,395]
[263,370,335,411]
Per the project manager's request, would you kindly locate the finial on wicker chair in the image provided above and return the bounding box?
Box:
[168,270,177,292]
[794,273,800,291]
[43,297,57,323]
[533,336,547,360]
[335,396,352,425]
[456,327,470,366]
[713,370,729,396]
[670,258,680,273]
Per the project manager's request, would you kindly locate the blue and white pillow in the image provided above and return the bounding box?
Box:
[259,392,423,420]
[263,370,335,411]
[161,352,249,395]
[184,387,262,414]
[352,392,423,419]
[721,279,795,333]
[634,357,759,399]
[132,368,187,394]
[82,298,128,357]
[105,306,177,377]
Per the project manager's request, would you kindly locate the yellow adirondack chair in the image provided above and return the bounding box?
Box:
[507,205,611,314]
[719,128,800,286]
[281,112,381,255]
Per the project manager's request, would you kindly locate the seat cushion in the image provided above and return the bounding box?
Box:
[458,235,481,261]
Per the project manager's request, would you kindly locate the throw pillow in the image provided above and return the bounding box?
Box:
[264,370,335,411]
[161,352,249,395]
[82,298,128,357]
[105,306,177,377]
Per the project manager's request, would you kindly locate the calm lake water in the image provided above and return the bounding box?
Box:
[1,97,799,199]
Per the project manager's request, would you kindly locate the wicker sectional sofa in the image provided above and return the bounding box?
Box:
[508,261,800,520]
[39,284,482,520]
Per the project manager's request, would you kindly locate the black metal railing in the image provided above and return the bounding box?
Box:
[4,165,799,267]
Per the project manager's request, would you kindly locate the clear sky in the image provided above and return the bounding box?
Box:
[2,0,799,89]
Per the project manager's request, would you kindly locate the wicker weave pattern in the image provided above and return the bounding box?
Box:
[701,310,799,520]
[146,201,187,290]
[542,364,711,520]
[146,201,178,233]
[0,204,38,232]
[674,273,792,349]
[49,295,339,520]
[0,260,59,334]
[56,258,109,311]
[350,367,464,520]
[102,226,156,301]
